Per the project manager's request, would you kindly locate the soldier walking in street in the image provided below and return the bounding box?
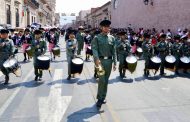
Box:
[91,20,117,108]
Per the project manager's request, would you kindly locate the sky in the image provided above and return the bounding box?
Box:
[56,0,110,14]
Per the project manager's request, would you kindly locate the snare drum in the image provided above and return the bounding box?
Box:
[165,55,176,69]
[52,46,60,56]
[36,56,50,70]
[71,58,84,74]
[3,58,20,73]
[179,56,190,69]
[148,56,161,70]
[125,55,137,73]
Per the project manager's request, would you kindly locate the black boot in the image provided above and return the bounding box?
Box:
[67,75,71,80]
[96,100,103,108]
[144,69,147,76]
[122,69,126,78]
[4,75,9,85]
[35,75,38,81]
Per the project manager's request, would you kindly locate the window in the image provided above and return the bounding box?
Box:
[16,8,19,27]
[6,4,11,24]
[113,0,118,9]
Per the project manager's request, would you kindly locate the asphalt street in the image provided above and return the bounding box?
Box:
[0,36,190,122]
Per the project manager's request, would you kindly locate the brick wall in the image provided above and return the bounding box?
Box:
[111,0,190,32]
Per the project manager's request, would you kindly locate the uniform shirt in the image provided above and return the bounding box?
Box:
[142,41,152,59]
[172,42,183,57]
[66,39,77,57]
[0,38,14,62]
[117,39,131,56]
[91,33,117,65]
[156,41,168,53]
[76,32,84,42]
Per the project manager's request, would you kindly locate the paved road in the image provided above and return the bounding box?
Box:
[0,36,190,122]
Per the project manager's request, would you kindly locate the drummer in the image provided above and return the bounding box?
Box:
[21,29,33,62]
[84,30,92,61]
[46,29,58,61]
[142,33,152,76]
[155,34,168,76]
[117,31,131,78]
[181,36,190,73]
[32,30,47,81]
[0,29,14,85]
[172,35,183,75]
[76,26,85,55]
[66,31,77,80]
[91,20,117,108]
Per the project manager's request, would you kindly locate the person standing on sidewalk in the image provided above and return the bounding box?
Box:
[91,20,117,108]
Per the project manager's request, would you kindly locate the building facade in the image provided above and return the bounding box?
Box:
[111,0,190,31]
[85,1,111,29]
[0,0,23,28]
[76,10,90,27]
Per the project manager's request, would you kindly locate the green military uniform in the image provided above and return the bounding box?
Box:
[172,42,182,74]
[155,36,168,75]
[76,31,84,55]
[66,38,77,79]
[32,37,47,80]
[91,33,117,102]
[142,37,152,76]
[0,38,14,83]
[117,39,131,78]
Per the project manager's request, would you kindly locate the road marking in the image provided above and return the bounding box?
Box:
[39,69,72,122]
[83,64,121,122]
[0,69,33,117]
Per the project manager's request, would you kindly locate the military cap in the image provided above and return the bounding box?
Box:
[100,20,111,26]
[24,28,30,32]
[34,30,42,35]
[0,29,9,34]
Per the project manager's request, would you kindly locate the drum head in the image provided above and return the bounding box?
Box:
[26,46,31,50]
[53,47,60,50]
[151,56,161,63]
[87,46,91,50]
[72,58,84,65]
[126,55,137,64]
[137,48,143,53]
[180,56,190,64]
[37,56,50,61]
[3,58,17,68]
[165,55,176,63]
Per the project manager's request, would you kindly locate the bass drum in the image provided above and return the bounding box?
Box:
[148,56,161,70]
[136,47,143,58]
[36,56,50,70]
[179,56,190,69]
[26,46,33,57]
[125,55,137,73]
[165,55,176,69]
[71,58,84,74]
[3,58,21,76]
[52,46,60,56]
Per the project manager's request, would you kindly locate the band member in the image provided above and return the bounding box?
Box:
[91,20,117,108]
[142,33,152,76]
[46,29,58,61]
[172,35,183,75]
[156,34,168,76]
[32,30,47,81]
[0,29,14,85]
[117,31,131,78]
[181,36,190,73]
[76,26,85,55]
[66,31,77,80]
[9,29,17,45]
[21,29,33,62]
[84,30,92,61]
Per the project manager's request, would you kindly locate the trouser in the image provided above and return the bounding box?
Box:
[67,56,73,75]
[34,67,43,77]
[160,54,166,74]
[97,59,112,100]
[77,42,84,55]
[1,67,9,77]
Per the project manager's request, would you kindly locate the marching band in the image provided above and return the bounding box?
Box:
[0,20,190,109]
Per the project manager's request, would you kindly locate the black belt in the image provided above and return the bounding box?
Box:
[99,56,112,60]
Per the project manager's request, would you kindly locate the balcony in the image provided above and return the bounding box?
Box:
[24,0,39,9]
